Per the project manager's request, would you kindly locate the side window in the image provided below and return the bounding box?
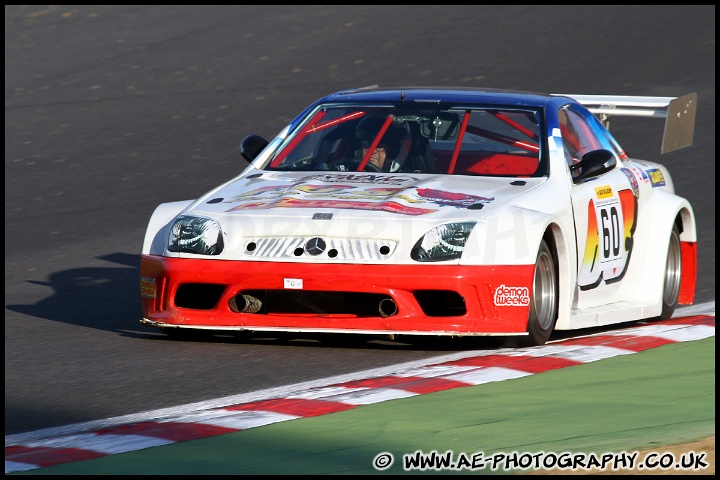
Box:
[560,104,624,165]
[559,107,592,167]
[584,112,628,162]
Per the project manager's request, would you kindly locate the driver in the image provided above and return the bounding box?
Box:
[354,115,409,172]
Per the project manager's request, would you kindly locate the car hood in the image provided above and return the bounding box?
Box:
[174,171,547,261]
[191,171,543,222]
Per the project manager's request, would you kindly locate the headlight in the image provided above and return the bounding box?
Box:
[168,216,224,255]
[411,222,476,262]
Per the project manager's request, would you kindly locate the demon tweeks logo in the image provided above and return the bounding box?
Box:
[494,284,530,306]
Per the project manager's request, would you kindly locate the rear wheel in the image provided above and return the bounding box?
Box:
[516,239,558,347]
[659,224,682,319]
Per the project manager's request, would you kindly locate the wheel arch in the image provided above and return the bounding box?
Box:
[675,206,697,305]
[543,222,575,331]
[630,190,696,308]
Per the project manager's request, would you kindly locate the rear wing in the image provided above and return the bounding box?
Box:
[555,92,697,154]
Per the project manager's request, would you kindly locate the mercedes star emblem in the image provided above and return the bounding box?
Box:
[304,237,326,256]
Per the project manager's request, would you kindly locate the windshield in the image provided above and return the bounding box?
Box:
[262,105,544,177]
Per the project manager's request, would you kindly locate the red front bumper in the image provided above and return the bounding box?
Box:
[140,255,535,335]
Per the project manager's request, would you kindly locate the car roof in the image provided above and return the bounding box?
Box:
[317,86,561,108]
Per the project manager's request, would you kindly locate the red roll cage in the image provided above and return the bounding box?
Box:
[268,108,540,173]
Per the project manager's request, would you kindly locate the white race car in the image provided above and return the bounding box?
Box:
[140,86,698,346]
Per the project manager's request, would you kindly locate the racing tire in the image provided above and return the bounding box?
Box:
[658,224,682,320]
[516,239,558,347]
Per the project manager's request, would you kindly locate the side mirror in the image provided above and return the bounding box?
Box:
[239,134,269,162]
[572,149,617,183]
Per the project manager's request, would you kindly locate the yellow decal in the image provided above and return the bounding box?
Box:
[595,185,613,199]
[648,170,665,184]
[140,277,156,298]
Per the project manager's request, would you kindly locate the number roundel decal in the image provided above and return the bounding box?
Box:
[577,187,637,290]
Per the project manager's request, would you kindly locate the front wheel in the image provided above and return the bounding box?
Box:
[516,239,558,347]
[659,224,682,319]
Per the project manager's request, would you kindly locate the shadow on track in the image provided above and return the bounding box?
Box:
[6,253,145,333]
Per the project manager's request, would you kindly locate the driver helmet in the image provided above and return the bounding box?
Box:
[355,115,411,170]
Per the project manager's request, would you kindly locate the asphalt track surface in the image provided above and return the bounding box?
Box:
[4,5,715,474]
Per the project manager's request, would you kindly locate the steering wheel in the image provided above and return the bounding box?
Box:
[363,161,382,172]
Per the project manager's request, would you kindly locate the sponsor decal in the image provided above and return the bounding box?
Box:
[224,181,495,215]
[227,197,437,215]
[620,168,640,198]
[594,185,613,199]
[301,173,417,185]
[140,277,156,298]
[415,188,494,208]
[646,168,666,187]
[631,166,649,183]
[493,284,530,306]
